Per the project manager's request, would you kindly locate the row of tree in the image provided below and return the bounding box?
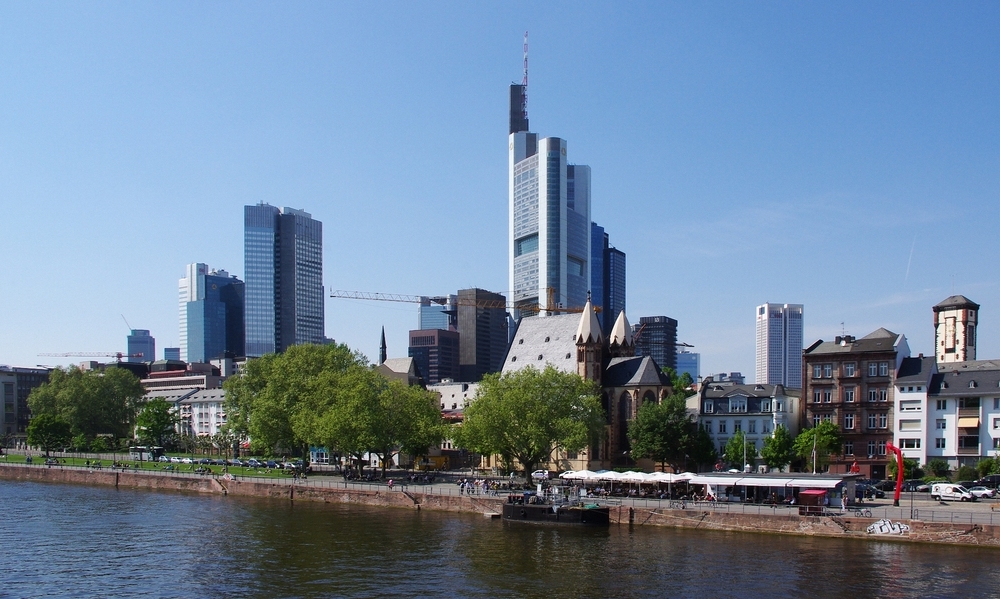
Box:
[223,343,445,476]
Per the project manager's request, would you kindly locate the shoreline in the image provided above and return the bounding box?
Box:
[3,463,999,548]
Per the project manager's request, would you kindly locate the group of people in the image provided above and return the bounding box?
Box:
[458,478,512,496]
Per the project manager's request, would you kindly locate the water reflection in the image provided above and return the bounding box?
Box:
[1,481,997,599]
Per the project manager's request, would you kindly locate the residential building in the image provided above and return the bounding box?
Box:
[408,329,460,385]
[933,295,979,363]
[126,330,155,363]
[509,85,591,316]
[689,381,801,468]
[893,356,937,466]
[145,388,228,438]
[633,316,678,373]
[927,360,1000,468]
[676,351,700,382]
[755,303,804,389]
[179,263,245,363]
[244,203,324,357]
[430,380,480,423]
[802,328,910,479]
[457,288,508,382]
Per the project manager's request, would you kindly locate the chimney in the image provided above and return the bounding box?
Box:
[835,336,843,345]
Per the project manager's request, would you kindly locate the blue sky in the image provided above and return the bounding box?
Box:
[1,2,997,377]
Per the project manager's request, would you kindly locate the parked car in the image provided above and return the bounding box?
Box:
[158,456,171,463]
[530,470,550,480]
[180,458,194,464]
[246,459,262,468]
[229,459,243,467]
[265,460,279,469]
[969,486,996,499]
[170,456,182,463]
[198,458,212,465]
[857,484,885,499]
[976,475,1000,489]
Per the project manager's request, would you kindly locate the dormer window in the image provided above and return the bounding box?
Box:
[730,397,748,413]
[537,355,543,360]
[544,336,550,342]
[518,339,524,344]
[703,402,714,413]
[969,381,978,388]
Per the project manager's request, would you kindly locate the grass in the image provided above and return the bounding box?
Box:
[0,452,303,480]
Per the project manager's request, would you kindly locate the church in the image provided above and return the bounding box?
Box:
[501,299,675,472]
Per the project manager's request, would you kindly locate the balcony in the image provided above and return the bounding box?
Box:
[957,446,980,455]
[958,407,980,418]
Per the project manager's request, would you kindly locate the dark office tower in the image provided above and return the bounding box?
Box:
[457,288,508,382]
[590,223,606,330]
[127,329,155,363]
[633,316,678,373]
[180,263,245,362]
[408,329,460,385]
[244,203,324,357]
[605,245,626,335]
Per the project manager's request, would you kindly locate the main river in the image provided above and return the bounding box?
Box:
[2,481,998,599]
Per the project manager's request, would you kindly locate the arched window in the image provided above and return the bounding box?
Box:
[642,390,656,405]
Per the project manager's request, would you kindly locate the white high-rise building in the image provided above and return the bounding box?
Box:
[755,303,804,389]
[508,83,591,316]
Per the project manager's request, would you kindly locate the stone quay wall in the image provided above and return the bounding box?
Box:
[4,464,998,548]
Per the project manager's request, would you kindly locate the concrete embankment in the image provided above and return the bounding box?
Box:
[4,464,998,548]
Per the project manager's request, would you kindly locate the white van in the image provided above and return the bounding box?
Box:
[930,483,975,502]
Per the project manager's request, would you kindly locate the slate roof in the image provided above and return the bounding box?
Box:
[700,382,785,399]
[933,295,980,311]
[929,363,1000,397]
[804,328,901,355]
[604,356,671,387]
[502,313,581,374]
[895,356,937,384]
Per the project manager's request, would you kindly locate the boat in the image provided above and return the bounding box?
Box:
[501,492,610,525]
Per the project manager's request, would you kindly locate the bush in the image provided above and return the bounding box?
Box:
[977,457,999,478]
[926,458,950,478]
[956,465,977,482]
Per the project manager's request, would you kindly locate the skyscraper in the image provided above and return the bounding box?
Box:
[244,204,324,357]
[179,263,245,363]
[126,329,155,363]
[590,223,627,336]
[755,302,804,388]
[509,84,591,316]
[457,288,508,382]
[632,316,678,372]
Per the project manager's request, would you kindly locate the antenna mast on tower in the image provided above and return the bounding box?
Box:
[521,31,528,120]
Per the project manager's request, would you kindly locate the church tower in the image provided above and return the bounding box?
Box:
[575,297,604,385]
[933,295,979,363]
[608,310,634,358]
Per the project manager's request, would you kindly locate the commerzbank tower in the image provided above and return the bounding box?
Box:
[507,65,593,319]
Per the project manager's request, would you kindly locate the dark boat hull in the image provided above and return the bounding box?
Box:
[502,503,610,525]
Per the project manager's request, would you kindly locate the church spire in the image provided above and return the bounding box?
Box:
[379,326,387,365]
[575,294,603,345]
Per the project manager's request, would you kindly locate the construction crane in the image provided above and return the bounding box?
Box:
[630,322,694,349]
[38,351,144,363]
[329,288,598,315]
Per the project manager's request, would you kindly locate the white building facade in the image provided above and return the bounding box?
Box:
[755,303,804,389]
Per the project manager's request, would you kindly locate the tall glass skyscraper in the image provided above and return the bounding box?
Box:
[755,302,804,388]
[244,204,324,357]
[509,85,591,316]
[179,263,245,363]
[126,330,155,363]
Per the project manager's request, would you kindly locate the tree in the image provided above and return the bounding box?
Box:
[453,366,603,482]
[136,399,179,448]
[887,457,923,480]
[977,457,999,479]
[26,414,72,457]
[926,458,950,478]
[629,395,696,473]
[688,425,718,471]
[956,464,977,482]
[760,424,795,471]
[724,430,757,470]
[27,366,143,442]
[792,421,843,473]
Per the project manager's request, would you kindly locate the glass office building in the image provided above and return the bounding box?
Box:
[179,264,245,363]
[126,329,155,363]
[244,204,324,357]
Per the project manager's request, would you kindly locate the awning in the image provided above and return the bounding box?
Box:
[787,478,841,489]
[957,417,980,428]
[688,475,845,489]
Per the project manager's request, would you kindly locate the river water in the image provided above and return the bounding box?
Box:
[1,480,998,599]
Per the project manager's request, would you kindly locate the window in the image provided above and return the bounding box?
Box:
[703,421,712,433]
[844,413,855,429]
[730,398,747,413]
[720,442,728,454]
[899,400,921,412]
[844,442,854,456]
[748,420,757,434]
[993,418,1000,430]
[879,389,887,402]
[936,419,947,430]
[823,365,832,378]
[994,437,1000,449]
[869,363,878,377]
[813,365,822,379]
[868,413,877,429]
[879,362,889,376]
[844,363,856,377]
[877,440,887,456]
[936,438,946,449]
[760,400,771,412]
[822,414,832,423]
[734,421,743,432]
[878,413,888,429]
[900,439,921,449]
[775,401,783,412]
[718,421,727,434]
[844,387,856,403]
[813,414,821,427]
[968,324,976,347]
[995,398,1000,410]
[936,399,947,410]
[813,390,822,403]
[703,402,714,414]
[823,389,832,403]
[762,421,771,434]
[868,441,877,457]
[869,389,878,402]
